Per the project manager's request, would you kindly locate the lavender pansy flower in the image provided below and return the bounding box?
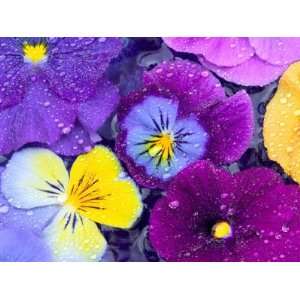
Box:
[149,160,300,262]
[0,38,122,155]
[116,59,254,188]
[163,38,300,86]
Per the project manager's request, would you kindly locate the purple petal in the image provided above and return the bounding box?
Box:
[200,90,254,164]
[0,227,51,261]
[163,37,254,67]
[150,162,300,261]
[43,38,123,102]
[51,122,94,156]
[249,37,300,65]
[199,55,288,86]
[0,81,77,155]
[78,79,119,133]
[149,161,235,261]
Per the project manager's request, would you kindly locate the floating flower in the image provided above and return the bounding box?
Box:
[116,59,254,188]
[149,160,300,262]
[0,227,51,262]
[0,146,142,261]
[163,38,300,86]
[263,61,300,184]
[0,38,122,155]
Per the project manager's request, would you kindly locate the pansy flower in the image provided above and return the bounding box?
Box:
[116,59,254,188]
[149,160,300,262]
[0,146,142,261]
[163,37,300,86]
[264,61,300,184]
[0,38,123,155]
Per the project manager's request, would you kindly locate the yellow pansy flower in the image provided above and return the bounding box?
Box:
[264,61,300,183]
[1,146,142,261]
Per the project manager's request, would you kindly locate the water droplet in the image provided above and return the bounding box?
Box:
[0,205,9,214]
[282,224,290,233]
[168,200,179,209]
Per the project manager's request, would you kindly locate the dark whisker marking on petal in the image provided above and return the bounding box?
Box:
[159,109,165,130]
[56,179,65,191]
[72,214,77,233]
[166,114,170,129]
[37,188,60,195]
[79,215,84,225]
[64,213,72,230]
[150,115,162,132]
[80,205,106,210]
[45,180,64,193]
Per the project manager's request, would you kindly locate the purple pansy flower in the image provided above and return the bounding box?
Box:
[163,37,300,86]
[115,59,254,188]
[0,38,122,155]
[149,160,300,262]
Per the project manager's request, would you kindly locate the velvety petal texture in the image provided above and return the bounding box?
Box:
[0,38,122,156]
[163,37,300,86]
[149,161,300,262]
[116,59,254,188]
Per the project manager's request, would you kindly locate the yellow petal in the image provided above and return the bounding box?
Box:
[264,62,300,179]
[43,206,107,262]
[66,146,142,229]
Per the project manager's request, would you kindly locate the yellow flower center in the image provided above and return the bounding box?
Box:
[147,132,174,163]
[212,221,232,239]
[23,43,47,64]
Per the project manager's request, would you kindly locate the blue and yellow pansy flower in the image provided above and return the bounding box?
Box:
[0,146,142,261]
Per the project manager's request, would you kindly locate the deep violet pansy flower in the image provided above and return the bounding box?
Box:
[149,160,300,262]
[0,227,52,262]
[163,37,300,86]
[0,146,142,261]
[115,59,254,188]
[0,38,122,156]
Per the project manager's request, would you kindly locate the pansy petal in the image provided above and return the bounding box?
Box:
[1,148,69,209]
[67,146,142,229]
[0,227,52,262]
[249,37,300,65]
[78,79,119,133]
[149,160,234,261]
[43,38,123,102]
[68,145,122,185]
[43,207,107,262]
[201,90,254,164]
[163,37,254,67]
[78,179,142,229]
[264,61,300,179]
[199,55,287,86]
[0,82,77,155]
[51,123,94,156]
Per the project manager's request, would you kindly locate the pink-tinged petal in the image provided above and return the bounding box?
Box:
[118,59,225,123]
[200,90,254,164]
[51,123,94,156]
[78,79,119,133]
[163,37,254,67]
[0,82,76,155]
[199,55,288,86]
[249,37,300,65]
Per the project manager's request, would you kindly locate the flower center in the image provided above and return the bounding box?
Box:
[23,43,47,64]
[212,221,232,239]
[147,131,175,164]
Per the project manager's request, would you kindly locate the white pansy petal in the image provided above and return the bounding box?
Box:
[1,148,69,209]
